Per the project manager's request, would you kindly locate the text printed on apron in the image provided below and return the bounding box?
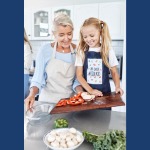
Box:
[87,59,102,84]
[83,50,111,93]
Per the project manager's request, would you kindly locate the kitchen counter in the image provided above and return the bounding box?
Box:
[24,101,126,150]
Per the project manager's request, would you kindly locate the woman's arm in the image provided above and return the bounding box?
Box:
[76,66,103,96]
[24,44,51,110]
[110,66,124,96]
[24,50,46,110]
[72,77,84,94]
[30,44,52,92]
[24,86,39,110]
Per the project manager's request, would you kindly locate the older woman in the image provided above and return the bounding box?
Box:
[25,14,83,110]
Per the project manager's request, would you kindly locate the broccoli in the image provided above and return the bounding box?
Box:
[83,130,126,150]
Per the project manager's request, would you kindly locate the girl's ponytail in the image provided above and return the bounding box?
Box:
[100,21,111,69]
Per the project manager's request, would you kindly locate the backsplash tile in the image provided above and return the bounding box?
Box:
[30,40,123,60]
[111,41,119,47]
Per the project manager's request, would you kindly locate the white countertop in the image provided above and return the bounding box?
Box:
[24,101,126,150]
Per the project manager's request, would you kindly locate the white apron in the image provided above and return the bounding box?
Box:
[38,42,76,103]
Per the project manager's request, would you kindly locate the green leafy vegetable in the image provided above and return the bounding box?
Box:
[83,130,126,150]
[54,118,69,128]
[82,131,99,143]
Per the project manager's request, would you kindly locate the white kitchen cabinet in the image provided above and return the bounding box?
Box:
[99,2,125,40]
[31,8,52,40]
[24,9,32,40]
[73,4,99,40]
[51,6,74,40]
[52,6,74,21]
[24,2,125,40]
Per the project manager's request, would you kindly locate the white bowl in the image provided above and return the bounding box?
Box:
[43,128,84,150]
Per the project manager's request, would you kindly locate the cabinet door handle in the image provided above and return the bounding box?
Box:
[47,33,50,36]
[28,34,31,36]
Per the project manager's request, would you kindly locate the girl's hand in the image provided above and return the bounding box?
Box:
[24,95,35,111]
[115,87,124,96]
[89,89,103,96]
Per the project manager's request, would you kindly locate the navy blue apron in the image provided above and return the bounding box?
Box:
[83,50,111,94]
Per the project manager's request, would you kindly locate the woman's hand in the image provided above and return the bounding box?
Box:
[115,87,124,96]
[24,87,39,111]
[89,89,103,96]
[75,85,84,94]
[24,95,35,111]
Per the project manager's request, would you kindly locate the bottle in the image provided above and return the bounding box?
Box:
[30,60,35,76]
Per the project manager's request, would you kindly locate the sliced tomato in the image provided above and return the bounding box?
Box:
[77,92,82,97]
[66,100,71,105]
[73,92,82,99]
[56,96,84,107]
[56,99,67,107]
[68,98,84,105]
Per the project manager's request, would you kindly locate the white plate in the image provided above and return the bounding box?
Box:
[43,128,84,150]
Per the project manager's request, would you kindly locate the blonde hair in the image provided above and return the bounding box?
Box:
[52,13,74,33]
[24,28,32,51]
[77,17,111,69]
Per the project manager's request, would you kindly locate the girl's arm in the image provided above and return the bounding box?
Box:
[76,66,103,96]
[110,66,124,96]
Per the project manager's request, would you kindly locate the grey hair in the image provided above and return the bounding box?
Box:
[52,13,74,32]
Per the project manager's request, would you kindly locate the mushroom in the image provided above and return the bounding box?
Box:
[69,128,77,134]
[81,92,88,97]
[66,136,72,141]
[51,140,59,148]
[60,142,67,148]
[59,132,67,140]
[72,138,78,145]
[81,92,95,101]
[55,135,61,142]
[47,134,55,142]
[67,140,75,148]
[50,130,57,136]
[76,134,82,143]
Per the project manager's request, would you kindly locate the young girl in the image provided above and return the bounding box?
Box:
[76,17,124,96]
[24,28,32,99]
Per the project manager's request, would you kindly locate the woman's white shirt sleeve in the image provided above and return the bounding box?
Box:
[24,43,32,74]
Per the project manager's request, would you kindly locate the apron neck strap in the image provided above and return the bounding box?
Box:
[51,42,57,58]
[52,42,75,58]
[70,44,75,54]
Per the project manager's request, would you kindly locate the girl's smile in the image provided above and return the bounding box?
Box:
[82,25,101,48]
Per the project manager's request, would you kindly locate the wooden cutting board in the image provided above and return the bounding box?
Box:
[50,92,125,114]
